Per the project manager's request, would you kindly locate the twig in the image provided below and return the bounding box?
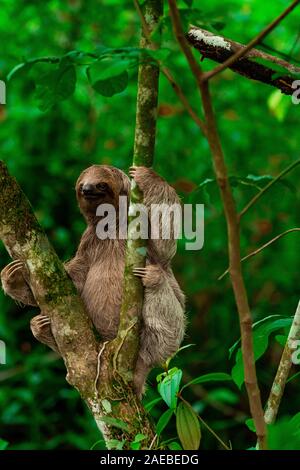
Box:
[94,341,109,394]
[198,414,232,450]
[149,434,158,450]
[167,0,203,86]
[264,301,300,425]
[239,159,300,219]
[218,228,300,281]
[168,0,267,449]
[133,0,207,135]
[203,0,300,81]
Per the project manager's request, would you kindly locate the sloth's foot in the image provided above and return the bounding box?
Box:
[30,314,58,353]
[1,260,36,306]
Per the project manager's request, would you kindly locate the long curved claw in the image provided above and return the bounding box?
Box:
[35,316,51,328]
[129,166,137,178]
[5,260,24,277]
[133,267,147,278]
[6,264,24,279]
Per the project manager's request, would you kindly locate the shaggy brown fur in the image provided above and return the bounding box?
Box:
[1,165,185,395]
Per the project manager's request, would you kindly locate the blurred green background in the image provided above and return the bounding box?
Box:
[0,0,300,450]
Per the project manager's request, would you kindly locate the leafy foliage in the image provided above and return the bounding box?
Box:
[0,0,300,450]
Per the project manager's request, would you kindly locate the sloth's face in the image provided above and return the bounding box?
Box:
[76,165,130,219]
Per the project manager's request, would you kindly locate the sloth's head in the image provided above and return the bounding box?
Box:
[76,165,130,221]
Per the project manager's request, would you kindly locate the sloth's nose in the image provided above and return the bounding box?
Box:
[82,183,95,195]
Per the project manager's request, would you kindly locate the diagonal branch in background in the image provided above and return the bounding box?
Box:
[0,161,155,447]
[199,0,300,82]
[187,27,300,95]
[168,0,267,449]
[264,301,300,425]
[218,228,300,281]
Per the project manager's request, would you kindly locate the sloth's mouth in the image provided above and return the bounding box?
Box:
[83,191,106,201]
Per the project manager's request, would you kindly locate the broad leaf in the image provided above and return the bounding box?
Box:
[35,58,76,111]
[158,367,182,409]
[156,409,174,436]
[176,402,201,450]
[87,57,130,97]
[231,316,292,388]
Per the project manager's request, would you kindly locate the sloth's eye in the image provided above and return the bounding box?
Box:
[96,183,108,191]
[79,183,83,190]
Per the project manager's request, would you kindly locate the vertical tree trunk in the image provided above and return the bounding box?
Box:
[117,0,163,376]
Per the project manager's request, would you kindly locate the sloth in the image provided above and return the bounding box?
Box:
[1,165,185,395]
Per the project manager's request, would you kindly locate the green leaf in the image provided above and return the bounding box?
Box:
[181,372,232,391]
[245,418,256,433]
[130,442,141,450]
[0,439,8,450]
[207,388,239,405]
[176,402,201,450]
[101,399,112,413]
[183,0,193,6]
[168,441,183,450]
[229,315,289,358]
[267,89,290,122]
[231,316,292,388]
[268,417,300,450]
[130,433,146,450]
[275,334,287,346]
[35,58,76,111]
[158,367,182,409]
[145,396,163,411]
[99,416,129,432]
[132,433,146,443]
[107,439,126,450]
[156,409,174,436]
[92,71,128,97]
[87,57,130,97]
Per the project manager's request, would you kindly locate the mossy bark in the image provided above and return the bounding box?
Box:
[0,161,155,448]
[116,0,163,378]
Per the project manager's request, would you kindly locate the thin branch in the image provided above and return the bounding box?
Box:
[203,0,300,81]
[188,27,300,95]
[264,300,300,425]
[168,0,203,85]
[239,159,300,219]
[168,0,267,449]
[218,228,300,281]
[133,0,206,135]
